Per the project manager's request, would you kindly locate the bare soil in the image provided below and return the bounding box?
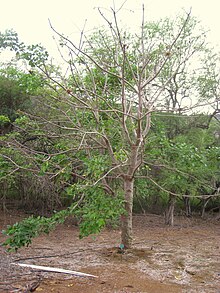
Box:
[0,211,220,292]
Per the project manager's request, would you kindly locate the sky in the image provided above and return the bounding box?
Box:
[1,0,220,61]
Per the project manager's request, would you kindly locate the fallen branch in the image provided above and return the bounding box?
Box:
[14,248,88,262]
[11,263,98,278]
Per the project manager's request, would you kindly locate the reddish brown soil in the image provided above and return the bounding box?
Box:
[0,211,220,292]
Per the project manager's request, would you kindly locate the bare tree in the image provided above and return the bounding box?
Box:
[42,6,197,248]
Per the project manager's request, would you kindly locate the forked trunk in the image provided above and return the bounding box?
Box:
[121,176,134,249]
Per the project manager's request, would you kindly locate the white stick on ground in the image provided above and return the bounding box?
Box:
[11,263,98,278]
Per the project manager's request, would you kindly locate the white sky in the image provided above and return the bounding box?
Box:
[1,0,220,59]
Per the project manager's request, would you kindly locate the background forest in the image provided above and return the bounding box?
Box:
[0,9,219,251]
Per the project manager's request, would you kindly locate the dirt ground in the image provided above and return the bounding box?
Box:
[0,211,220,293]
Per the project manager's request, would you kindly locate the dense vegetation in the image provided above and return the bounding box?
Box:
[0,9,219,251]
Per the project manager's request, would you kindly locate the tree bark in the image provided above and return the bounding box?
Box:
[183,196,191,217]
[165,194,176,226]
[121,176,134,249]
[201,197,211,219]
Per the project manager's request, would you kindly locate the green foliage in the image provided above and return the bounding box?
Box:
[0,66,45,121]
[161,142,211,194]
[0,29,48,68]
[135,113,220,213]
[18,44,49,67]
[75,186,124,238]
[2,209,69,252]
[83,155,110,180]
[0,29,23,52]
[0,75,27,120]
[1,186,124,251]
[0,153,15,184]
[0,115,10,126]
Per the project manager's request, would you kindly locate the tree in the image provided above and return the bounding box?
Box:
[2,6,220,250]
[0,67,42,122]
[0,29,48,129]
[141,112,220,224]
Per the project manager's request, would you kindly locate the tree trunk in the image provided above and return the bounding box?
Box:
[121,176,134,249]
[165,194,176,226]
[201,197,211,219]
[183,196,191,217]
